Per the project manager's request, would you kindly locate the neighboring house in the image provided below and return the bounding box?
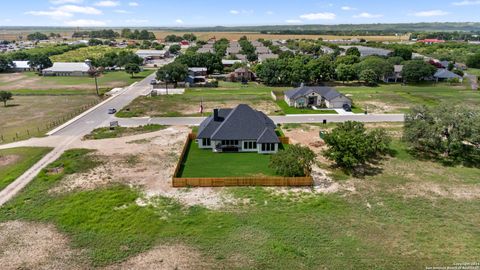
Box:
[186,67,208,85]
[222,59,243,67]
[284,86,352,109]
[42,60,93,77]
[236,54,247,62]
[255,46,271,55]
[136,50,170,60]
[197,104,280,154]
[433,69,463,82]
[384,65,403,83]
[439,60,450,69]
[455,62,467,70]
[251,40,263,47]
[197,47,215,54]
[258,54,279,62]
[226,46,241,56]
[229,67,256,82]
[11,61,34,72]
[339,46,392,57]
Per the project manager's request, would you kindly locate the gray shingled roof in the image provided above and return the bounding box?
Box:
[434,69,462,79]
[198,104,278,143]
[285,86,343,101]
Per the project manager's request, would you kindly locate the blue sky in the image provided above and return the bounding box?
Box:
[1,0,480,27]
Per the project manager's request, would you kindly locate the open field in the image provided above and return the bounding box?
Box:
[0,95,101,144]
[0,70,154,92]
[0,125,478,269]
[178,140,280,178]
[0,147,52,191]
[49,46,130,62]
[338,83,480,113]
[153,31,410,42]
[118,82,287,117]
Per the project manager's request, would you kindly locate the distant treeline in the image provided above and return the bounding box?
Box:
[259,30,402,36]
[411,31,480,41]
[71,29,156,40]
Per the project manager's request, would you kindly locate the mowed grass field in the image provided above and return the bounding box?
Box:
[0,132,478,268]
[0,95,101,143]
[338,83,480,113]
[0,70,154,92]
[118,82,288,117]
[153,31,410,42]
[0,147,52,190]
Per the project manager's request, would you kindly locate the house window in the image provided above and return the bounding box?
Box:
[243,141,257,149]
[261,143,275,152]
[222,140,238,146]
[202,138,211,146]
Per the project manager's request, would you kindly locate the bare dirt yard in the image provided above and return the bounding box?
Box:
[0,155,20,167]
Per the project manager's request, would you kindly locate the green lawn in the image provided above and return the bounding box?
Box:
[83,124,167,140]
[0,147,52,190]
[466,68,480,76]
[276,100,337,114]
[0,143,478,269]
[178,140,279,177]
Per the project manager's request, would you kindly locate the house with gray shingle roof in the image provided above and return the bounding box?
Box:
[284,86,351,109]
[433,69,463,82]
[197,104,280,154]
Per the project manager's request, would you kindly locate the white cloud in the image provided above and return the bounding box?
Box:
[299,12,336,20]
[452,0,480,5]
[114,9,130,13]
[341,6,356,11]
[94,1,120,7]
[229,9,253,15]
[266,11,274,15]
[50,0,83,4]
[57,5,102,15]
[353,12,383,18]
[25,10,73,19]
[64,19,107,26]
[412,10,449,17]
[128,2,139,6]
[175,19,184,24]
[230,10,240,14]
[285,19,302,24]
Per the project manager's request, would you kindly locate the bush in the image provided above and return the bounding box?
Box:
[269,144,316,177]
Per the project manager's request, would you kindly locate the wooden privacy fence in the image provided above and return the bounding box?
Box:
[173,176,313,187]
[172,133,313,187]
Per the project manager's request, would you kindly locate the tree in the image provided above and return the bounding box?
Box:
[0,91,13,107]
[323,121,391,172]
[156,62,188,87]
[401,60,436,83]
[125,63,141,78]
[27,32,48,41]
[28,54,52,70]
[88,38,103,46]
[0,56,13,72]
[335,55,360,66]
[336,64,356,84]
[269,144,316,177]
[404,105,480,165]
[182,33,197,41]
[88,68,102,96]
[169,44,181,54]
[116,51,143,67]
[360,69,378,86]
[391,47,413,60]
[175,52,223,74]
[354,56,393,82]
[466,53,480,68]
[345,47,361,57]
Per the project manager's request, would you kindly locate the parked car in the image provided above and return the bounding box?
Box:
[108,108,117,114]
[343,104,352,112]
[150,79,157,85]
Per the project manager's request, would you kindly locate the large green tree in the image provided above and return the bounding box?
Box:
[345,47,361,57]
[354,56,393,82]
[176,52,223,74]
[359,69,378,86]
[391,47,413,60]
[269,144,316,177]
[401,60,437,83]
[125,63,141,78]
[323,121,391,171]
[0,55,13,72]
[0,91,13,107]
[336,64,357,83]
[404,105,480,165]
[466,53,480,68]
[156,62,188,86]
[28,54,52,70]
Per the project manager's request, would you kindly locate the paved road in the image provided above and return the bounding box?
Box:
[116,113,404,127]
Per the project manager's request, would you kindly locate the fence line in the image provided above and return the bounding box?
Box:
[172,133,312,187]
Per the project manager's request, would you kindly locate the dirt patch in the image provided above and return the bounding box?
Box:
[0,155,20,167]
[396,182,480,200]
[103,244,214,270]
[57,127,237,209]
[0,221,85,270]
[360,101,408,114]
